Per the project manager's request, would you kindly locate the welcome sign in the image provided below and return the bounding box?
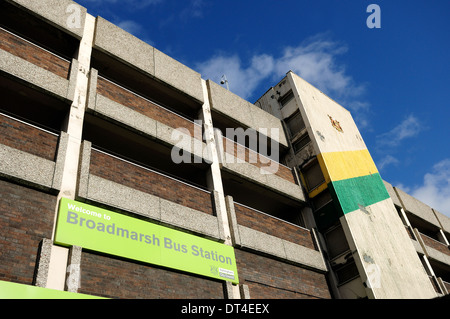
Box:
[54,198,239,284]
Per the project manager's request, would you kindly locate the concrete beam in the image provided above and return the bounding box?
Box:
[206,80,288,148]
[0,49,70,100]
[66,246,82,293]
[225,195,326,272]
[237,225,327,272]
[78,149,224,240]
[6,0,87,39]
[0,144,56,190]
[221,154,305,202]
[94,18,204,103]
[395,187,441,228]
[383,180,402,208]
[88,93,211,163]
[433,208,450,235]
[154,49,204,103]
[426,244,450,267]
[94,17,155,76]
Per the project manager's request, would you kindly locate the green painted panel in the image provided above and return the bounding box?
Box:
[0,280,105,299]
[330,173,390,215]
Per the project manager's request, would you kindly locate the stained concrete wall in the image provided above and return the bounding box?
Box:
[288,73,367,155]
[342,198,437,299]
[289,71,437,299]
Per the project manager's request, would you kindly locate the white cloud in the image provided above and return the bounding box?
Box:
[196,54,275,100]
[196,34,370,128]
[405,159,450,217]
[378,155,400,170]
[274,38,356,96]
[376,115,423,148]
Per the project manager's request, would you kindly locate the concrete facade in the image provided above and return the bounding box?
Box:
[0,0,448,300]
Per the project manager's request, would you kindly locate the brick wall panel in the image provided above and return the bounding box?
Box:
[0,28,70,79]
[79,251,224,299]
[90,150,213,215]
[236,249,330,299]
[0,114,59,161]
[0,180,56,285]
[420,233,450,257]
[97,78,201,139]
[222,137,295,183]
[234,204,316,250]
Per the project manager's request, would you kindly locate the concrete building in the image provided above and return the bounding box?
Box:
[0,0,448,299]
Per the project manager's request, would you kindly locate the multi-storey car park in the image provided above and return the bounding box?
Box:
[0,0,449,299]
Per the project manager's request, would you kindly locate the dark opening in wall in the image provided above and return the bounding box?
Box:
[90,49,202,121]
[0,1,79,61]
[82,113,210,190]
[221,170,304,227]
[0,75,69,133]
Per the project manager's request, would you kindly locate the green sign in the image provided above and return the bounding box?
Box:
[0,280,105,299]
[55,198,239,284]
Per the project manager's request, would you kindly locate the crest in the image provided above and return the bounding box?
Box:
[328,115,343,133]
[209,265,218,276]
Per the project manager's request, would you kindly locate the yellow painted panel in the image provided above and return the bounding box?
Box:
[318,149,378,182]
[308,182,328,198]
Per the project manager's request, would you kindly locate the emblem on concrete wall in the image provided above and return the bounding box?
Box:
[328,115,343,133]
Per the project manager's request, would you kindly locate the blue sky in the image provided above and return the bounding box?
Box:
[76,0,450,216]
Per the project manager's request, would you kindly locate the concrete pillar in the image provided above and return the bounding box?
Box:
[45,13,96,292]
[437,229,449,246]
[57,13,95,203]
[199,79,241,299]
[65,246,82,293]
[34,239,53,288]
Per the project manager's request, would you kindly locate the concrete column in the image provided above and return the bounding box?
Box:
[437,229,449,246]
[240,284,251,299]
[399,207,419,240]
[45,14,96,291]
[413,228,428,256]
[199,79,241,299]
[34,239,53,288]
[421,255,444,295]
[57,13,95,203]
[65,246,82,293]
